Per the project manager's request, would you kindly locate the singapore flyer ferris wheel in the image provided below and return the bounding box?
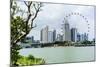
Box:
[63,12,90,35]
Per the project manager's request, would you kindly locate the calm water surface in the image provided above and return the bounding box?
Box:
[19,46,95,64]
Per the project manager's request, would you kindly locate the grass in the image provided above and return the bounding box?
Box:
[16,55,45,66]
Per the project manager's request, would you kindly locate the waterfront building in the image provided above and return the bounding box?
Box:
[80,33,88,41]
[48,31,53,43]
[62,19,71,41]
[71,28,77,42]
[53,30,56,42]
[24,36,34,43]
[40,26,49,43]
[77,33,81,42]
[83,33,88,41]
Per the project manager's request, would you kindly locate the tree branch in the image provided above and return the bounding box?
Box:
[24,1,32,33]
[31,3,42,28]
[31,9,39,28]
[14,31,29,44]
[24,1,28,7]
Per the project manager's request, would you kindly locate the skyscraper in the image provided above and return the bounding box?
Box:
[81,34,84,41]
[77,33,81,42]
[71,28,77,42]
[48,31,53,43]
[40,26,48,43]
[62,19,71,41]
[53,30,56,42]
[40,29,43,41]
[31,36,34,43]
[84,33,88,41]
[80,33,88,41]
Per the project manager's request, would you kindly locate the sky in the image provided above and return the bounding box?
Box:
[17,1,96,41]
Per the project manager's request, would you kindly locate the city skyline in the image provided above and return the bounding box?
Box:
[17,2,96,41]
[30,22,89,43]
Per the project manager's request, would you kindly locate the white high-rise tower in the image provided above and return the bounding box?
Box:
[62,19,71,41]
[40,26,48,43]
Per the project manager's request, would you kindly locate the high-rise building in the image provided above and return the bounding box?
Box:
[31,36,34,43]
[40,29,43,41]
[40,26,57,43]
[77,33,81,42]
[40,26,48,43]
[71,28,77,42]
[80,33,88,41]
[62,19,71,41]
[53,30,56,42]
[48,31,53,43]
[24,36,34,43]
[83,33,88,41]
[81,34,84,41]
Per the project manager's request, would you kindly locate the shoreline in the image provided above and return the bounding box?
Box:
[23,45,95,49]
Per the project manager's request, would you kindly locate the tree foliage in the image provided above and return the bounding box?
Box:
[10,0,43,65]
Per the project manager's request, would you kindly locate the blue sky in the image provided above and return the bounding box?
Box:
[17,1,96,41]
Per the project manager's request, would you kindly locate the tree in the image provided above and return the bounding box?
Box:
[81,40,92,44]
[11,0,43,65]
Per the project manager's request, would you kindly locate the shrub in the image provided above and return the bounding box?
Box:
[16,55,45,66]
